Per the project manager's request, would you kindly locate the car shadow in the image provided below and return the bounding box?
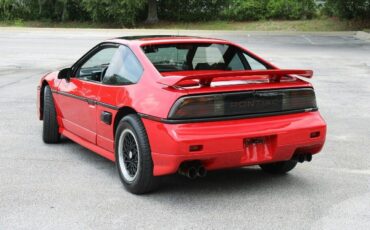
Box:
[153,168,304,196]
[58,136,307,197]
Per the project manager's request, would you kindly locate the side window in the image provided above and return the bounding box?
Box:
[243,53,267,70]
[77,47,118,82]
[103,46,143,85]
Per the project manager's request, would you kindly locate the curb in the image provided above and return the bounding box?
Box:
[0,26,357,37]
[355,31,370,42]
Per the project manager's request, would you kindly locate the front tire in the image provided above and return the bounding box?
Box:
[259,160,297,174]
[42,86,60,143]
[115,114,158,194]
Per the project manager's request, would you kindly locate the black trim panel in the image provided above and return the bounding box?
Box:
[101,111,113,125]
[139,108,318,124]
[51,89,119,110]
[51,90,318,124]
[138,113,164,122]
[97,101,119,110]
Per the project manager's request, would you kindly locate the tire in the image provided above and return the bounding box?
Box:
[42,86,60,143]
[115,114,158,194]
[259,160,297,174]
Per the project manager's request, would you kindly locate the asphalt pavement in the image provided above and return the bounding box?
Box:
[0,28,369,230]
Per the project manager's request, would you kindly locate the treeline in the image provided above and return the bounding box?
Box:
[0,0,369,27]
[323,0,370,20]
[157,0,317,21]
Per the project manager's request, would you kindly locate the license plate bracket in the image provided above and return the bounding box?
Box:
[243,136,276,162]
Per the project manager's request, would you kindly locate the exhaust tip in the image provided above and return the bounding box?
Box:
[197,166,207,178]
[298,154,305,163]
[178,161,207,179]
[187,167,197,179]
[292,153,313,163]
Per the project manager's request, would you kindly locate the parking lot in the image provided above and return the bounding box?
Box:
[0,28,369,229]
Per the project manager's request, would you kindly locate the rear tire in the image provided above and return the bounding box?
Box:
[259,160,297,174]
[115,114,159,194]
[42,86,60,143]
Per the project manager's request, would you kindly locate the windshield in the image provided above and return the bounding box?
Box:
[142,43,269,72]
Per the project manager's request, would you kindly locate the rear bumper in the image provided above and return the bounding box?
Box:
[142,111,326,176]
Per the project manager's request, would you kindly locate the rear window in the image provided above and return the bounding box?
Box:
[142,43,269,72]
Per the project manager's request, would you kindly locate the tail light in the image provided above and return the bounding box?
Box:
[168,88,317,120]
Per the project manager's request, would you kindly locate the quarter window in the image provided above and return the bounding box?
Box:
[243,54,267,70]
[103,46,143,85]
[227,53,245,70]
[192,44,225,69]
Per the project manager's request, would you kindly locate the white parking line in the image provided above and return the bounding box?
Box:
[302,35,316,45]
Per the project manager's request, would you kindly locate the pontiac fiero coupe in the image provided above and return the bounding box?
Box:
[37,35,326,194]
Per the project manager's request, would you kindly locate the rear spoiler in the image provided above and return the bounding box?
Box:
[157,69,313,87]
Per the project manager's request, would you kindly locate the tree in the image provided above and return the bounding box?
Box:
[82,0,145,27]
[60,0,68,21]
[145,0,158,24]
[325,0,370,20]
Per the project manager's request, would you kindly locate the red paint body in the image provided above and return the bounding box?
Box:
[37,36,326,176]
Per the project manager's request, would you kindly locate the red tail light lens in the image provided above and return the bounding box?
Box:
[169,95,224,119]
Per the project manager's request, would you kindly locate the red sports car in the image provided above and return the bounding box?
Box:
[37,35,326,194]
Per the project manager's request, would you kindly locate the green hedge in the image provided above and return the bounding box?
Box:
[0,0,88,21]
[159,0,317,22]
[1,0,368,26]
[266,0,316,20]
[0,0,34,20]
[157,0,229,22]
[82,0,144,26]
[324,0,370,20]
[222,0,268,21]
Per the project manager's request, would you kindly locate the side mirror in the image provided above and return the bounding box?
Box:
[58,68,72,80]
